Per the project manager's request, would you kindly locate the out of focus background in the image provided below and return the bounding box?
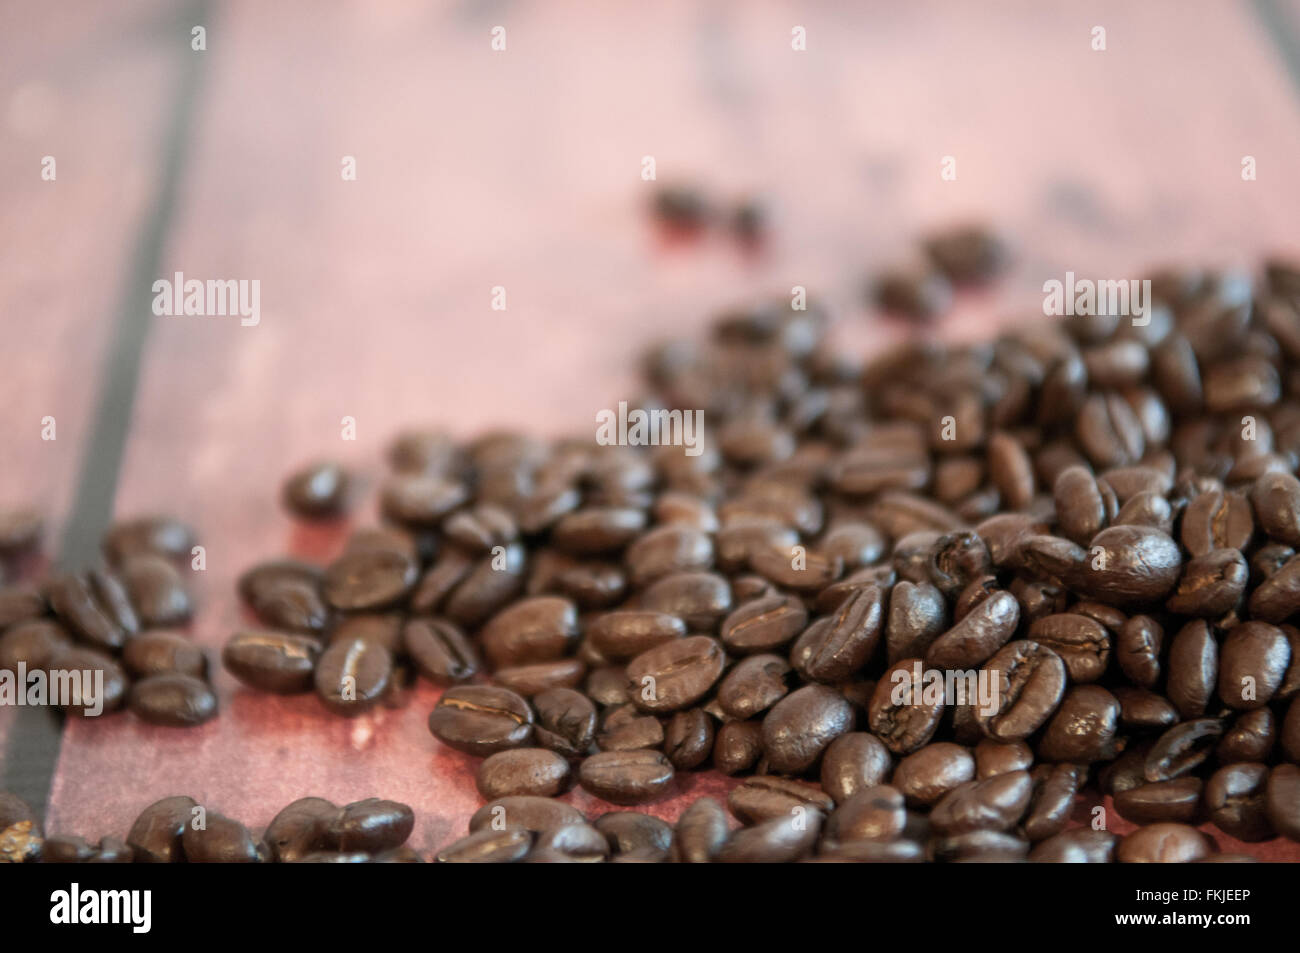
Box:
[2,0,1300,853]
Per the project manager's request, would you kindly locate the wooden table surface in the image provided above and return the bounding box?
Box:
[3,0,1300,858]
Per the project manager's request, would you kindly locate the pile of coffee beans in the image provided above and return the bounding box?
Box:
[0,790,417,862]
[210,247,1300,861]
[0,515,216,726]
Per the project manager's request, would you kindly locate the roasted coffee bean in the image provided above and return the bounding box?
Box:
[1028,828,1116,863]
[182,812,260,863]
[122,630,206,679]
[1166,548,1248,617]
[428,685,534,755]
[1026,614,1110,683]
[1114,778,1203,824]
[1145,718,1223,781]
[637,572,732,630]
[578,750,674,805]
[476,748,571,800]
[1265,764,1300,840]
[728,776,833,825]
[1283,696,1300,762]
[893,743,975,807]
[797,586,884,683]
[1113,687,1179,730]
[1022,763,1082,842]
[328,799,414,852]
[1053,466,1107,545]
[713,720,764,775]
[885,580,947,663]
[749,543,842,592]
[820,732,892,804]
[597,708,664,751]
[403,617,478,683]
[436,828,533,863]
[585,665,630,706]
[479,596,580,670]
[0,620,72,673]
[494,658,586,697]
[1010,577,1068,624]
[719,594,807,654]
[1218,621,1290,709]
[1249,552,1300,622]
[47,646,126,716]
[1037,686,1120,763]
[263,797,337,862]
[1116,614,1162,688]
[1069,525,1182,605]
[868,659,945,754]
[380,474,469,528]
[977,641,1067,742]
[0,582,46,629]
[1205,763,1272,841]
[282,462,349,518]
[626,635,725,713]
[1116,823,1215,863]
[126,796,197,863]
[128,673,217,726]
[1181,489,1253,556]
[673,797,729,862]
[118,554,192,627]
[1075,393,1144,469]
[1167,620,1218,717]
[825,785,906,843]
[586,610,685,661]
[595,811,674,857]
[928,771,1032,835]
[926,589,1019,669]
[323,548,418,611]
[468,796,583,834]
[974,739,1033,779]
[717,809,823,863]
[47,570,138,651]
[314,637,392,716]
[1218,708,1276,763]
[663,708,714,770]
[716,654,791,720]
[762,684,854,774]
[102,516,196,566]
[222,630,320,694]
[624,526,713,587]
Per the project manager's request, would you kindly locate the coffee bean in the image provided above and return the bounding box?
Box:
[673,797,729,862]
[283,462,349,518]
[716,653,791,720]
[1218,621,1291,709]
[1022,763,1082,841]
[263,797,337,862]
[314,637,392,715]
[717,809,823,863]
[476,748,571,800]
[436,828,532,863]
[1037,686,1120,762]
[325,798,414,853]
[494,658,587,697]
[1113,686,1178,730]
[102,516,196,566]
[222,630,320,693]
[1248,552,1300,622]
[1076,393,1145,468]
[380,474,469,528]
[636,572,732,630]
[1145,718,1223,782]
[974,739,1033,778]
[928,771,1032,835]
[825,785,906,844]
[117,554,192,628]
[1167,620,1218,718]
[47,570,139,651]
[1218,708,1276,763]
[0,582,46,629]
[128,673,217,726]
[885,580,947,663]
[893,743,975,806]
[1115,823,1215,863]
[1205,763,1272,841]
[122,630,205,679]
[182,812,260,863]
[1166,548,1248,617]
[977,641,1067,742]
[597,706,664,751]
[0,620,71,673]
[1117,614,1163,688]
[796,585,884,682]
[762,684,854,773]
[1114,778,1203,824]
[596,811,675,857]
[531,687,597,757]
[578,750,674,804]
[713,720,764,775]
[664,708,714,769]
[1026,614,1110,683]
[820,732,892,804]
[468,796,583,834]
[727,776,833,824]
[586,610,685,661]
[323,549,418,612]
[926,590,1019,669]
[868,659,945,754]
[1070,525,1182,605]
[1181,489,1254,556]
[429,685,534,755]
[48,646,127,716]
[1028,828,1116,863]
[1265,764,1300,840]
[403,617,479,683]
[127,795,198,863]
[719,594,807,654]
[626,635,725,713]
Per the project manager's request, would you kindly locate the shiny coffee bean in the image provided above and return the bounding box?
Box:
[0,620,72,674]
[664,708,714,769]
[1026,614,1110,683]
[820,732,893,804]
[222,630,320,694]
[468,797,583,834]
[128,674,217,726]
[1205,763,1273,841]
[127,795,198,863]
[314,637,392,716]
[282,462,349,518]
[328,798,414,852]
[762,684,854,774]
[728,776,833,824]
[263,797,337,862]
[182,812,260,863]
[1037,686,1120,763]
[1217,621,1290,709]
[122,630,206,679]
[428,685,534,755]
[323,549,418,611]
[674,797,729,863]
[626,636,725,713]
[47,570,139,651]
[977,641,1067,742]
[578,750,675,805]
[1114,778,1203,824]
[1115,823,1214,863]
[476,748,572,800]
[1167,620,1217,718]
[436,828,533,863]
[403,617,478,683]
[712,720,764,775]
[893,743,975,807]
[868,659,945,754]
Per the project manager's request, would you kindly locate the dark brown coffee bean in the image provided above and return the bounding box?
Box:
[595,811,674,858]
[1218,708,1276,763]
[1166,548,1248,616]
[314,637,392,716]
[885,580,947,663]
[1026,614,1110,683]
[468,796,583,834]
[328,798,414,852]
[1205,763,1272,841]
[183,812,260,863]
[719,594,807,655]
[1248,552,1300,622]
[442,503,518,554]
[820,732,893,804]
[712,720,764,775]
[1250,470,1300,546]
[716,653,791,720]
[674,797,729,863]
[586,610,685,661]
[122,630,206,679]
[974,739,1033,778]
[1069,525,1182,605]
[873,265,953,321]
[1181,489,1254,557]
[637,572,732,630]
[1113,686,1179,730]
[1053,466,1107,545]
[493,658,586,697]
[128,673,217,726]
[323,548,418,611]
[1076,393,1144,469]
[530,687,596,757]
[797,585,884,683]
[282,462,349,518]
[478,596,579,670]
[926,589,1019,669]
[977,640,1067,742]
[578,750,674,804]
[762,684,854,773]
[717,809,823,863]
[728,776,833,825]
[749,543,843,592]
[1116,823,1214,863]
[929,771,1032,835]
[0,620,71,673]
[825,785,906,843]
[403,617,478,683]
[1218,621,1291,709]
[436,827,532,863]
[626,635,725,713]
[1265,764,1300,840]
[102,516,196,566]
[47,570,138,651]
[624,526,714,587]
[476,748,572,800]
[1146,718,1224,781]
[868,659,945,754]
[0,582,46,629]
[1117,614,1163,688]
[429,685,534,755]
[263,797,337,862]
[222,630,320,694]
[127,795,197,863]
[664,707,714,769]
[117,554,192,628]
[1167,620,1218,718]
[1028,828,1116,863]
[1114,778,1204,825]
[1022,763,1082,841]
[47,645,127,716]
[1037,686,1120,762]
[380,474,469,528]
[893,743,975,807]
